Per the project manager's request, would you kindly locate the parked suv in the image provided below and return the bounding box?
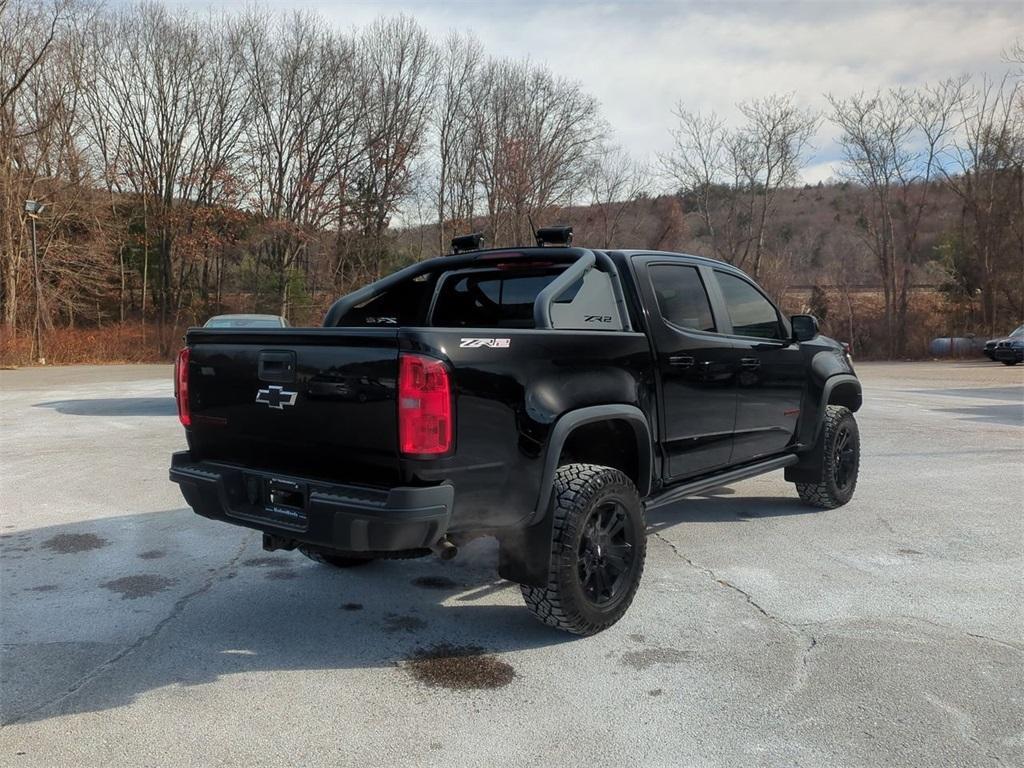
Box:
[171,231,862,635]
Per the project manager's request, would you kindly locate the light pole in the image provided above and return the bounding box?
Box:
[24,200,46,364]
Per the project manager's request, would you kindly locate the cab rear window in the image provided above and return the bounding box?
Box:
[335,260,624,330]
[430,267,623,330]
[431,269,577,328]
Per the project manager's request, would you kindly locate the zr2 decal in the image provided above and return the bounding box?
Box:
[459,338,511,349]
[585,315,612,323]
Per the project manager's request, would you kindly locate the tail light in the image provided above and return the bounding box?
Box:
[175,347,191,427]
[398,353,452,456]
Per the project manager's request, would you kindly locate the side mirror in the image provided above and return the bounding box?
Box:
[791,314,819,342]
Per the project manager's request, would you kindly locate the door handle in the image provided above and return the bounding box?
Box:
[740,357,761,369]
[258,350,297,383]
[668,355,695,368]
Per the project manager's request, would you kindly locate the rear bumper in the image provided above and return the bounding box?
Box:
[169,451,452,553]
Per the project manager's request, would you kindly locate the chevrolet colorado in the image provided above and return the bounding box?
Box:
[170,228,862,635]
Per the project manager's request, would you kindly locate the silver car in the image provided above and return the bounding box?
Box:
[203,314,289,329]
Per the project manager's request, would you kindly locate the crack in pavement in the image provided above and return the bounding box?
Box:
[650,529,1021,726]
[1,532,255,728]
[650,531,1022,653]
[651,530,820,698]
[966,632,1023,653]
[651,530,805,631]
[892,615,1023,654]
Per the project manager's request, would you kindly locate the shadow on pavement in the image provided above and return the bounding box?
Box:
[0,509,571,726]
[913,386,1024,401]
[646,492,816,532]
[933,404,1023,427]
[33,397,177,417]
[907,385,1024,427]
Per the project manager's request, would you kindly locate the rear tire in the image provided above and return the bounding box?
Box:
[520,464,646,636]
[795,405,859,509]
[1003,360,1018,366]
[300,547,375,568]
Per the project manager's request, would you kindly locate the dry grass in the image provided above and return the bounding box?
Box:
[0,324,184,367]
[0,290,984,368]
[784,288,984,359]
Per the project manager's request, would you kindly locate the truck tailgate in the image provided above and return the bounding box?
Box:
[184,328,401,485]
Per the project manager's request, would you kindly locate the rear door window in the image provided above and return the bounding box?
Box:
[648,264,716,332]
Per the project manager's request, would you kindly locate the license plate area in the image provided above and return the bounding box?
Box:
[264,478,308,527]
[230,474,310,530]
[268,482,304,509]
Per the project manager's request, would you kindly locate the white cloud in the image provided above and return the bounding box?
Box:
[169,0,1022,182]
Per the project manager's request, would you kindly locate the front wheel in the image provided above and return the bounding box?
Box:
[794,405,860,509]
[1003,360,1018,366]
[520,464,646,636]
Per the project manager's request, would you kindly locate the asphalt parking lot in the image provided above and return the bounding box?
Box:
[1,361,1021,767]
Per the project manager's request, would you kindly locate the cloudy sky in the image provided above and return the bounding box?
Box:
[173,0,1022,183]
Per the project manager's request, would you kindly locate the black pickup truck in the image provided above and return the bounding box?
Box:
[170,229,862,635]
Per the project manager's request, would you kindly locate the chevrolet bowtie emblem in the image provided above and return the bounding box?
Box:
[255,385,298,410]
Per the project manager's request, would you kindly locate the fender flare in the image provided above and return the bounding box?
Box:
[531,404,653,520]
[821,373,862,413]
[498,404,653,588]
[789,373,861,482]
[803,373,861,448]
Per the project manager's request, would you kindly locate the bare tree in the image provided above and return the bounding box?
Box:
[586,143,647,248]
[0,0,72,112]
[476,59,604,246]
[346,15,437,279]
[87,2,209,347]
[433,32,483,253]
[936,74,1024,331]
[662,94,817,278]
[736,95,818,278]
[0,0,78,330]
[661,108,728,256]
[828,86,958,356]
[242,11,361,315]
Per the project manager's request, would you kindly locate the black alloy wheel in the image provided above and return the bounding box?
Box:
[578,499,636,607]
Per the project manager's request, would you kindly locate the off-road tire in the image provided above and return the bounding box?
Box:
[1002,360,1018,366]
[521,464,646,636]
[300,547,375,568]
[795,405,859,509]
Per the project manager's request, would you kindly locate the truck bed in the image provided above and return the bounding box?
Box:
[184,327,402,486]
[181,325,653,529]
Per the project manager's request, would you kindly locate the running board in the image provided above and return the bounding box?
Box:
[645,454,799,512]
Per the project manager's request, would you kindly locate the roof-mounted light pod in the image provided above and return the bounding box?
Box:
[535,225,573,247]
[450,232,485,254]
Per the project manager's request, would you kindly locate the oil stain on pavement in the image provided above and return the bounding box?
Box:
[383,614,428,634]
[242,557,291,568]
[26,584,59,593]
[41,533,109,554]
[100,574,176,599]
[410,576,459,590]
[406,644,515,689]
[265,569,299,580]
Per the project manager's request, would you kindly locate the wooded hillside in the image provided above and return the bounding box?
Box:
[2,1,1021,364]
